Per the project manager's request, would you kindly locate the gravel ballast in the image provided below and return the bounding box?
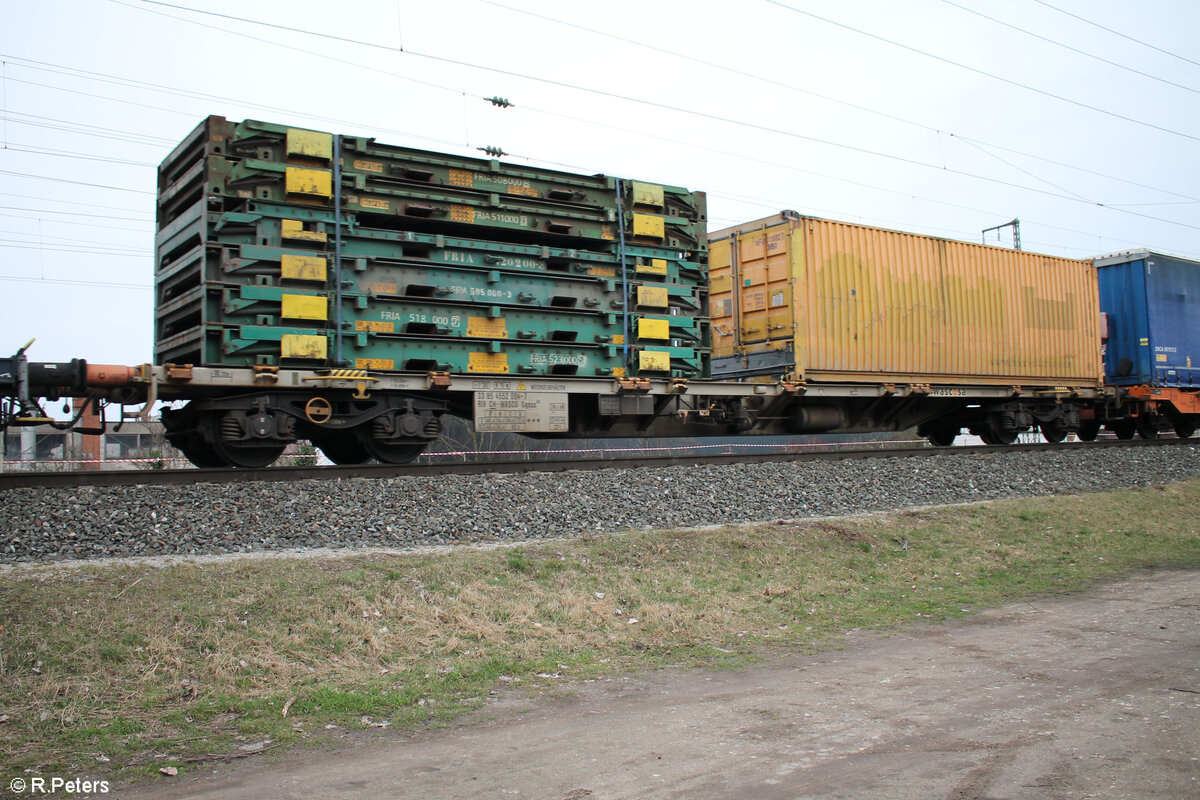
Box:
[4,445,1200,564]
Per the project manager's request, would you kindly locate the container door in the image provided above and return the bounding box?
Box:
[1097,258,1152,385]
[708,237,736,360]
[735,227,793,349]
[1144,255,1200,387]
[710,223,797,378]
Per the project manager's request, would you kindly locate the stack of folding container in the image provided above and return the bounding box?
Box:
[154,117,709,379]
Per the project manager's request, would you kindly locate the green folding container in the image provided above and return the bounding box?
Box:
[155,116,710,379]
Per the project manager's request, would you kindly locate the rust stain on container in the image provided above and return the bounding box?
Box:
[710,213,1102,386]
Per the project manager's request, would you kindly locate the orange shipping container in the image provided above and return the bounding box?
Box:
[709,212,1102,387]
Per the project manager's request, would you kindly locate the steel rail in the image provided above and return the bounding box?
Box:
[0,437,1193,491]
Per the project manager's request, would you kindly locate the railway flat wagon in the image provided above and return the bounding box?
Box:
[709,211,1105,444]
[150,116,711,466]
[1094,250,1200,438]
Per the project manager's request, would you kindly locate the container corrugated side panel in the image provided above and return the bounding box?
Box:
[945,239,1098,382]
[792,217,1099,383]
[794,217,1100,384]
[1143,254,1200,387]
[1098,253,1200,387]
[802,220,946,377]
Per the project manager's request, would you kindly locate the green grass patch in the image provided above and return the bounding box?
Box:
[2,479,1200,780]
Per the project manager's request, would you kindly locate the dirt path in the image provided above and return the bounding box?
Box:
[122,570,1200,800]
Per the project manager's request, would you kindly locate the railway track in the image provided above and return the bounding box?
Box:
[0,437,1189,491]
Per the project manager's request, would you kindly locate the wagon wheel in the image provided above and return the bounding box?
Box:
[1173,417,1197,439]
[978,425,1018,446]
[168,431,229,468]
[1136,413,1160,439]
[201,413,286,469]
[925,428,957,447]
[310,432,373,465]
[1075,421,1101,442]
[1109,420,1136,440]
[1040,420,1069,443]
[162,405,228,468]
[356,432,428,465]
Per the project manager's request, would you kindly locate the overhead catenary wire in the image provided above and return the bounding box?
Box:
[1,57,467,152]
[6,58,1195,253]
[1,75,200,121]
[762,0,1200,144]
[471,0,1200,204]
[104,0,474,141]
[1,0,1193,272]
[1031,0,1200,71]
[945,134,1200,203]
[506,100,1200,234]
[0,274,151,290]
[952,137,1092,203]
[7,47,1024,210]
[11,14,1197,208]
[1,143,157,167]
[1106,201,1200,208]
[1,110,178,146]
[122,0,1200,179]
[0,205,152,222]
[509,102,1158,251]
[0,226,150,248]
[0,190,151,215]
[940,0,1200,96]
[75,2,1200,236]
[0,241,150,255]
[3,84,1193,260]
[705,189,1170,258]
[0,169,155,195]
[500,120,1177,256]
[0,211,150,233]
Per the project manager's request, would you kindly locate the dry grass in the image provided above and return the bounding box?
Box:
[2,479,1199,780]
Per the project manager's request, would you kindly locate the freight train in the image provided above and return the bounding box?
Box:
[2,117,1197,468]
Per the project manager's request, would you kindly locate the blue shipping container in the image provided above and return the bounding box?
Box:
[1095,251,1200,387]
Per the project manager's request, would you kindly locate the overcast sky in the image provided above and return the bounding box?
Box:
[2,0,1198,366]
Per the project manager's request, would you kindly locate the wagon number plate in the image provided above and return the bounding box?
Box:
[474,391,569,433]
